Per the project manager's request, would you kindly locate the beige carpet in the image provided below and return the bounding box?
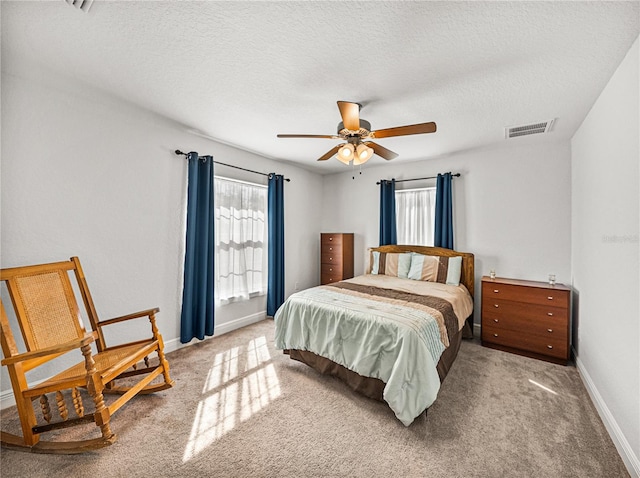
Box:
[0,319,629,477]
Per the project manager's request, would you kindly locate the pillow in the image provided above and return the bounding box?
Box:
[370,251,381,274]
[443,255,463,286]
[370,251,412,278]
[407,253,439,281]
[397,253,412,279]
[408,253,463,286]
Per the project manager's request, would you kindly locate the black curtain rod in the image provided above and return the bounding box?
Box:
[175,150,290,182]
[376,172,460,185]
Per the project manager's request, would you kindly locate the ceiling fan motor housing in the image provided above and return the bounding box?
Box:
[338,119,371,143]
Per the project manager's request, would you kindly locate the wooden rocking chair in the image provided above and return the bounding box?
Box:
[0,257,174,453]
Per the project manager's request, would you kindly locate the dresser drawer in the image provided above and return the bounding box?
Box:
[321,234,344,246]
[483,299,568,327]
[321,252,342,264]
[483,283,569,308]
[482,307,568,342]
[321,242,343,255]
[482,324,568,360]
[321,263,343,276]
[321,272,343,284]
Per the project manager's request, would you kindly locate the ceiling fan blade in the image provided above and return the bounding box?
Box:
[277,134,340,139]
[364,141,399,161]
[337,101,361,131]
[317,145,341,161]
[371,122,437,139]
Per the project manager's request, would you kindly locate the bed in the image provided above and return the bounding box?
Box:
[274,245,474,426]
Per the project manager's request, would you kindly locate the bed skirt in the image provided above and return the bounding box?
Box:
[284,320,472,403]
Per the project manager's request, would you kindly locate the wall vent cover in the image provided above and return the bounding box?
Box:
[65,0,94,13]
[505,119,555,139]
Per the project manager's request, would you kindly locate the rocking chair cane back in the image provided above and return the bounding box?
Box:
[0,257,174,454]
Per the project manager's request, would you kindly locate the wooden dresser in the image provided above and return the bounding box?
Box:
[320,233,354,285]
[481,276,571,365]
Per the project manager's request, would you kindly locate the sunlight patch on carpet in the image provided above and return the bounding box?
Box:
[204,346,240,392]
[183,335,281,462]
[528,379,558,395]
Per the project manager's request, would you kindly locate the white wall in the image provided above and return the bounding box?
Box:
[0,66,323,396]
[320,139,573,322]
[571,36,639,476]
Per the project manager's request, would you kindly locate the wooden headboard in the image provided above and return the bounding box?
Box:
[369,245,475,297]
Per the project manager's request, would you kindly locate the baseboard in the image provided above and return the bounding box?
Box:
[163,311,267,353]
[0,390,15,410]
[574,348,640,478]
[213,311,267,336]
[0,311,268,410]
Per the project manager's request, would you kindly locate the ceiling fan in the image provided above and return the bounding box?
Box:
[277,101,437,165]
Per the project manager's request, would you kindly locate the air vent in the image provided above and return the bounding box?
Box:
[505,119,555,139]
[65,0,94,13]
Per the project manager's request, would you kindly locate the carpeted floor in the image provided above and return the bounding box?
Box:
[0,319,630,477]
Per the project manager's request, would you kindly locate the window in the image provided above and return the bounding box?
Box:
[215,176,268,303]
[395,187,436,246]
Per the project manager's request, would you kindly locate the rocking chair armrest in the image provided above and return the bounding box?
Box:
[1,334,95,366]
[98,308,160,327]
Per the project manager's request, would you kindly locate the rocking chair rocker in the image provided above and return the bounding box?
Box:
[0,257,174,453]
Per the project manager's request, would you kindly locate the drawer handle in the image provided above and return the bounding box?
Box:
[547,345,553,349]
[547,312,553,316]
[547,296,554,300]
[329,237,333,241]
[493,319,499,323]
[494,304,499,308]
[329,247,333,251]
[493,333,498,337]
[493,289,499,293]
[547,328,553,333]
[329,268,333,272]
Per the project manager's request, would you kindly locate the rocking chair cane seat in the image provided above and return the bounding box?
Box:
[0,257,174,454]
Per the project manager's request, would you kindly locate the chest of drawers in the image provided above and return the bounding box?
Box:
[320,233,354,285]
[481,277,571,365]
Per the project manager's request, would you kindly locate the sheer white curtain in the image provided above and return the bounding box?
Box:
[215,177,268,302]
[395,188,436,246]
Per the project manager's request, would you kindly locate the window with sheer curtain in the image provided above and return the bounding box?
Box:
[395,187,436,246]
[215,176,268,303]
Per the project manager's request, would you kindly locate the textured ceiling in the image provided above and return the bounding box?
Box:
[2,1,639,173]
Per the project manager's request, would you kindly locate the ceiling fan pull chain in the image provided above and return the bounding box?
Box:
[351,163,364,180]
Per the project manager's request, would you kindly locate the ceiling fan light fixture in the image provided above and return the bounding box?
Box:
[353,144,373,165]
[337,143,354,163]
